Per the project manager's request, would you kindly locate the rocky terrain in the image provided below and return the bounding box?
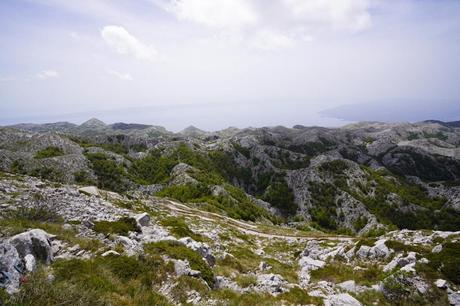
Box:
[0,119,460,305]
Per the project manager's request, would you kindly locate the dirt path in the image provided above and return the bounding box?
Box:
[150,199,354,242]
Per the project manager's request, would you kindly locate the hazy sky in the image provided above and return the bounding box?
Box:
[1,0,460,130]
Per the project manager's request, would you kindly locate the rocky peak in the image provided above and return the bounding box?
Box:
[80,118,106,129]
[179,125,208,137]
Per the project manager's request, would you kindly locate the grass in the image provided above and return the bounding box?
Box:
[169,275,210,304]
[4,255,173,306]
[263,258,298,283]
[159,216,203,241]
[93,217,140,236]
[144,240,214,286]
[310,260,384,286]
[235,274,257,288]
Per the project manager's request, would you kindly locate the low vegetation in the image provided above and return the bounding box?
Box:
[144,240,215,286]
[34,147,64,159]
[93,217,140,236]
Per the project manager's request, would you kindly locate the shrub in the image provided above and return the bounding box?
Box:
[427,242,460,284]
[10,160,26,174]
[73,170,95,185]
[319,160,348,174]
[86,153,129,192]
[30,167,64,181]
[34,146,65,159]
[157,183,210,203]
[262,180,297,215]
[93,217,139,236]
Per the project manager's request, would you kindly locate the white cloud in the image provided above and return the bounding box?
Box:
[283,0,372,32]
[101,25,158,61]
[107,69,134,81]
[162,0,257,29]
[36,70,60,80]
[155,0,373,50]
[250,30,295,50]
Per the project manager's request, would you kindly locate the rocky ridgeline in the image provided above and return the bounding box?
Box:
[1,119,460,236]
[1,174,460,305]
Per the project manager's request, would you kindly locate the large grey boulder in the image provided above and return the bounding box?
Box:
[324,293,362,306]
[0,242,23,294]
[8,229,54,264]
[357,239,391,259]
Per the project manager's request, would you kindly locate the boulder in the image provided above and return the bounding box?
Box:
[173,259,201,277]
[78,186,100,196]
[0,242,23,294]
[178,237,215,266]
[435,279,447,289]
[8,229,54,264]
[324,293,362,306]
[432,244,443,253]
[255,274,287,295]
[135,212,150,227]
[338,280,357,293]
[299,256,326,270]
[214,276,242,292]
[357,239,391,259]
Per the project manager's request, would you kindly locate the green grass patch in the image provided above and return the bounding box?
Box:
[159,217,203,241]
[144,240,214,286]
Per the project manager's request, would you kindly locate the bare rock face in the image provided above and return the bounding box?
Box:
[169,163,198,186]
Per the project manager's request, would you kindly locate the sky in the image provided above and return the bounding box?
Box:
[1,0,460,131]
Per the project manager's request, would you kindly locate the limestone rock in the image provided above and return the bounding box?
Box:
[8,229,54,264]
[255,274,288,295]
[135,212,150,227]
[0,242,23,294]
[324,293,362,306]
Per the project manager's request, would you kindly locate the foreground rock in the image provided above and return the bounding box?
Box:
[0,229,55,293]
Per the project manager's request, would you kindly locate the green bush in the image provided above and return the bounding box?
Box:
[73,170,95,185]
[319,160,348,174]
[427,242,460,284]
[144,240,214,286]
[34,146,64,159]
[93,217,140,236]
[86,153,129,192]
[10,160,26,174]
[262,180,297,215]
[30,167,64,181]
